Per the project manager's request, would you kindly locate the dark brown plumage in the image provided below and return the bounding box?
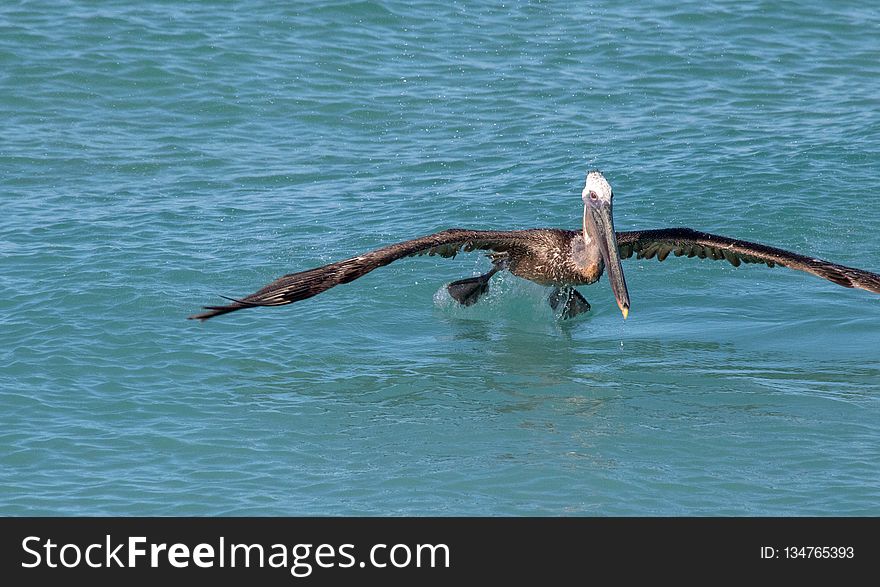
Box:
[616,228,880,293]
[189,226,880,321]
[189,229,555,320]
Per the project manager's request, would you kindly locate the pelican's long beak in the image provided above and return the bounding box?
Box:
[585,199,631,319]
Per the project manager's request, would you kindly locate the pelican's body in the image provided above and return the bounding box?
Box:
[474,228,603,286]
[189,171,880,322]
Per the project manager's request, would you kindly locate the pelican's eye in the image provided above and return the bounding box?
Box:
[589,191,598,201]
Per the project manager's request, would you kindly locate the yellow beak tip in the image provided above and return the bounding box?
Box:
[621,307,629,320]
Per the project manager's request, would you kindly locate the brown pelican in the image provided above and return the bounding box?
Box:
[189,170,880,321]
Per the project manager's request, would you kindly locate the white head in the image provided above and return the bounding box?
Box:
[582,170,613,205]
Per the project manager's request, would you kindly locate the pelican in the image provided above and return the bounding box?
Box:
[189,170,880,321]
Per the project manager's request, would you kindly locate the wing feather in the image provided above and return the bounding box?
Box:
[617,228,880,294]
[189,229,533,320]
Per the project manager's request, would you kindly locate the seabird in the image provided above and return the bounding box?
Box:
[190,171,880,321]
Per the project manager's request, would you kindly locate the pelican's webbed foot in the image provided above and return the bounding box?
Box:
[447,263,503,306]
[447,275,490,306]
[549,287,591,319]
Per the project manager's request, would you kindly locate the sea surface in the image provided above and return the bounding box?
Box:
[2,0,879,515]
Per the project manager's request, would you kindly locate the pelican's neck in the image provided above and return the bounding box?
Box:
[570,231,602,275]
[582,205,592,246]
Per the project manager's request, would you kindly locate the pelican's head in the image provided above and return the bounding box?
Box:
[581,170,614,207]
[581,170,630,320]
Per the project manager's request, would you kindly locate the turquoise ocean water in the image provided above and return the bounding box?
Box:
[2,1,879,515]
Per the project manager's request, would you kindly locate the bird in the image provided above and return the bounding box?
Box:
[189,170,880,322]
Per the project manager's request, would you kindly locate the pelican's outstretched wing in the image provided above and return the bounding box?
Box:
[189,229,538,320]
[617,228,880,294]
